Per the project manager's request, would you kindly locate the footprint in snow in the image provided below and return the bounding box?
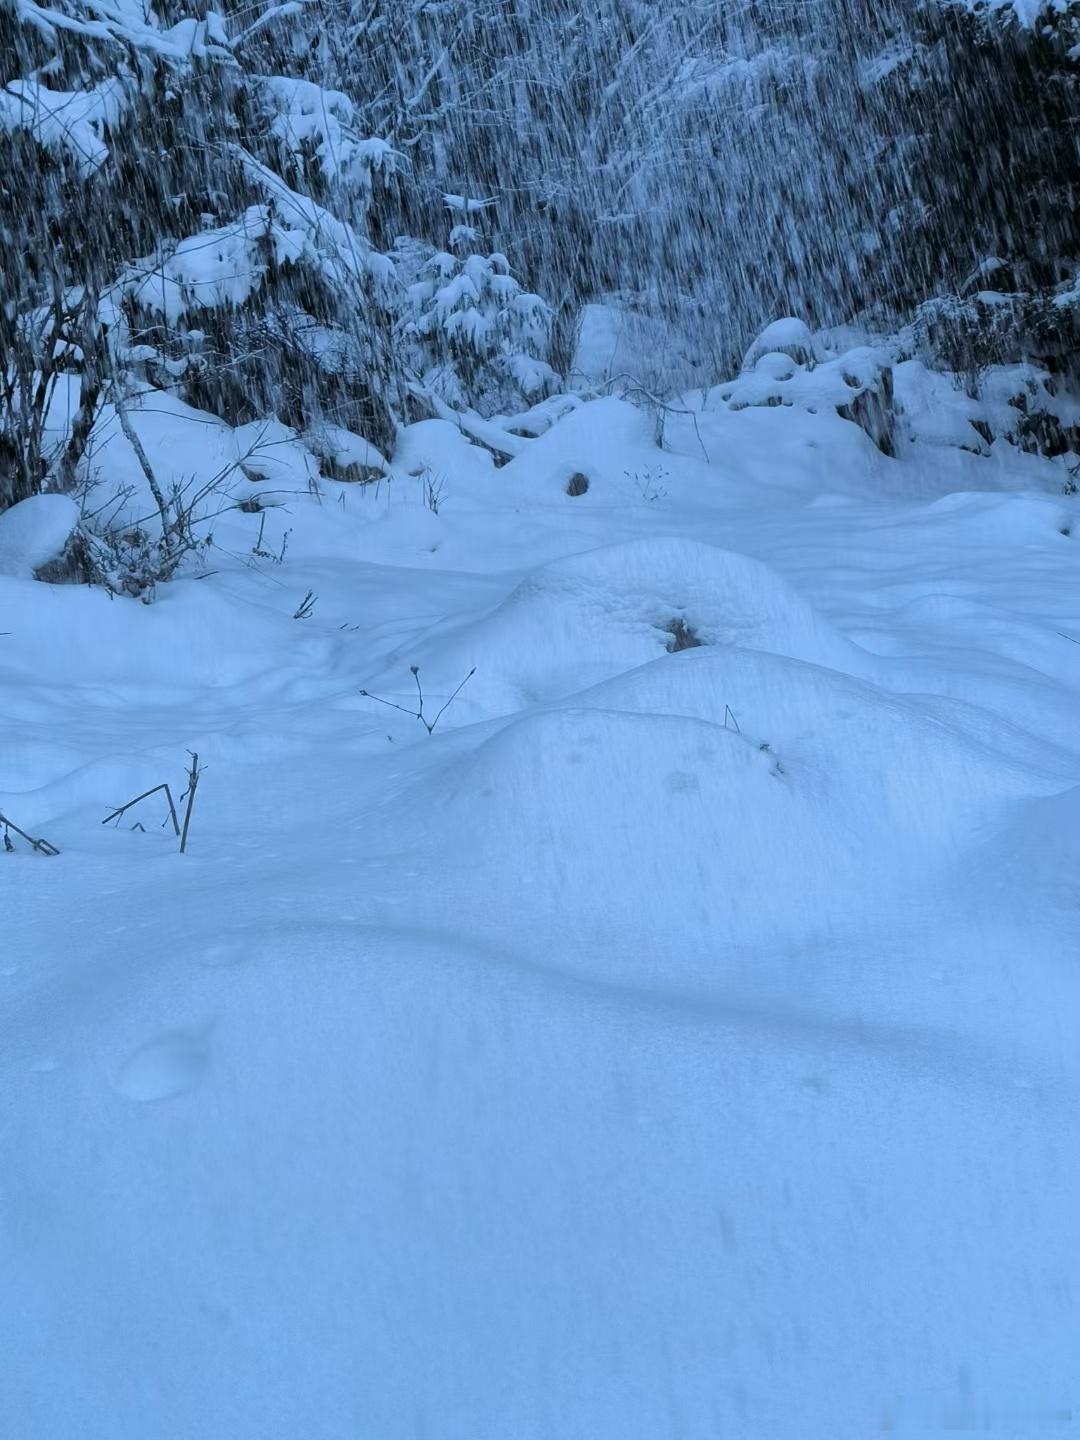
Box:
[665,769,701,796]
[199,940,249,970]
[113,1028,211,1102]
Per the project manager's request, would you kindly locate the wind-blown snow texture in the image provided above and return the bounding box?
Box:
[2,372,1079,1437]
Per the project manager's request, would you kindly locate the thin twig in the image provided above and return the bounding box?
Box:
[0,811,60,856]
[602,372,711,462]
[179,752,202,855]
[358,688,419,720]
[102,783,180,836]
[426,667,477,733]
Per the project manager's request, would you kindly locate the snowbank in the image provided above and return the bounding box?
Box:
[0,495,79,579]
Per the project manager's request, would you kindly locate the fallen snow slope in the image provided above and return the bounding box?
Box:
[2,391,1079,1439]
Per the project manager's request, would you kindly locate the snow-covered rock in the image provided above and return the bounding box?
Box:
[711,338,895,449]
[742,316,816,371]
[0,494,80,579]
[304,424,388,482]
[752,350,800,381]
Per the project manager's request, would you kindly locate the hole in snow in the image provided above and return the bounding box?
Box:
[113,1028,211,1102]
[662,618,703,653]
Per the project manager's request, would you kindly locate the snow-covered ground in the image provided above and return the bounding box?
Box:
[2,385,1079,1437]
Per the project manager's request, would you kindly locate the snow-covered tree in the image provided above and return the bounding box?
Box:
[398,220,557,417]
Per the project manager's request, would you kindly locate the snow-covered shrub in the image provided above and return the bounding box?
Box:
[401,241,558,418]
[712,310,1079,465]
[915,292,1034,397]
[918,281,1080,375]
[303,423,388,484]
[913,284,1080,455]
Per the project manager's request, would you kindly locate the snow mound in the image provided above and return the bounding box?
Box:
[572,646,1074,838]
[509,394,655,471]
[742,316,816,370]
[711,342,893,426]
[231,416,320,486]
[399,644,1074,998]
[0,494,80,579]
[378,537,866,720]
[421,703,834,980]
[393,418,499,487]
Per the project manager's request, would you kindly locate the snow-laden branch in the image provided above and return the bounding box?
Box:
[233,147,398,297]
[0,76,127,175]
[230,1,305,50]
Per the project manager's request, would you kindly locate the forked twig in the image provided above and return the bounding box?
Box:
[360,665,476,735]
[102,783,181,836]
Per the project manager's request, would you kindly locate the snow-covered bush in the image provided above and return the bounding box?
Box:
[401,240,558,417]
[917,280,1080,378]
[713,309,1080,466]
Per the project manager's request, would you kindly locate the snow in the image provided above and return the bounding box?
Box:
[893,360,990,453]
[3,379,1080,1437]
[235,149,396,294]
[0,494,79,578]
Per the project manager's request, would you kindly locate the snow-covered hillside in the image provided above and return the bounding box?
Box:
[2,376,1078,1437]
